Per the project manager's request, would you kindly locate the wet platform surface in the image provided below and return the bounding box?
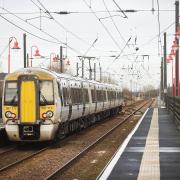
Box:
[98,108,180,180]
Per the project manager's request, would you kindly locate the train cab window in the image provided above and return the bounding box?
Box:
[39,81,54,105]
[4,81,18,105]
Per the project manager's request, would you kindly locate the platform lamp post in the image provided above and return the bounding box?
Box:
[175,0,179,96]
[171,39,179,96]
[8,37,21,74]
[30,45,41,67]
[167,54,174,96]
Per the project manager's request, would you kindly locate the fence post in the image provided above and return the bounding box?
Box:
[167,96,169,112]
[173,96,175,121]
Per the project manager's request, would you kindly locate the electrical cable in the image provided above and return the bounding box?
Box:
[32,0,97,48]
[112,0,128,18]
[0,9,175,15]
[102,0,127,45]
[83,0,122,50]
[105,37,131,71]
[140,21,175,47]
[0,13,82,55]
[102,0,135,61]
[0,7,83,55]
[156,0,162,55]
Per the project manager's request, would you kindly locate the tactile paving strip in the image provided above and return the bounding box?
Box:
[137,108,160,180]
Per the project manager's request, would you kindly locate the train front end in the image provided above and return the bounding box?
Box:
[2,68,59,142]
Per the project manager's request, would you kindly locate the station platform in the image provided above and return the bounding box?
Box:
[98,107,180,180]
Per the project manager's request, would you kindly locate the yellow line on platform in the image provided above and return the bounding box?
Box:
[137,108,160,180]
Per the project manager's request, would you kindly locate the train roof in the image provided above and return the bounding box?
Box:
[5,68,121,89]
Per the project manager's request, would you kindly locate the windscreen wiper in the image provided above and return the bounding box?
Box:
[40,93,48,104]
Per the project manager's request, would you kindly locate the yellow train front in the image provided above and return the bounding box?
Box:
[2,68,59,141]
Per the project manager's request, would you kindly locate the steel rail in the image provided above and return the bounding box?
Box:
[0,146,50,172]
[46,99,153,180]
[0,99,151,174]
[0,145,16,156]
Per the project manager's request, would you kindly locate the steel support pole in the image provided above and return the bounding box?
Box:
[23,33,26,68]
[76,62,79,76]
[161,57,164,100]
[60,46,63,73]
[164,32,167,93]
[94,63,96,81]
[175,0,179,96]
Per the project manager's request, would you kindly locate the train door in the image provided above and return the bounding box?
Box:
[82,82,90,117]
[77,82,83,118]
[18,75,39,123]
[58,79,70,122]
[69,80,82,120]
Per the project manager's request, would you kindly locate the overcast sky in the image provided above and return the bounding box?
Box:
[0,0,176,90]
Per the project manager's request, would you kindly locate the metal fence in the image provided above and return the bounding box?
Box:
[166,96,180,129]
[0,97,1,119]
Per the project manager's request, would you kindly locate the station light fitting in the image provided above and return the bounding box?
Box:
[12,41,20,49]
[172,40,178,51]
[34,48,41,57]
[66,59,70,65]
[170,49,176,57]
[175,24,180,39]
[168,54,173,61]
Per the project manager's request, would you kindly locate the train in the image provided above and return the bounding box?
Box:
[2,68,123,142]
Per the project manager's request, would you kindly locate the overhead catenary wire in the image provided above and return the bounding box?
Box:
[102,0,127,45]
[105,37,132,71]
[102,0,135,61]
[140,21,175,48]
[0,11,83,55]
[156,0,162,56]
[31,0,99,49]
[0,43,9,59]
[112,0,128,18]
[83,0,122,50]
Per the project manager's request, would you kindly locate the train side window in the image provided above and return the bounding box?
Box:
[104,91,107,102]
[107,91,111,101]
[4,81,18,105]
[78,88,83,103]
[97,90,103,102]
[83,88,89,104]
[71,88,82,105]
[71,88,76,105]
[96,90,99,102]
[91,89,96,103]
[63,87,69,106]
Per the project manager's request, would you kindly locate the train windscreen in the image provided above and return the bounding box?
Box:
[39,81,54,105]
[4,81,18,105]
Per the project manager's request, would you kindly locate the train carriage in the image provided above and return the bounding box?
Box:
[2,68,123,142]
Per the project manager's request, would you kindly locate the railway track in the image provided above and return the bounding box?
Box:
[0,145,16,156]
[0,144,50,173]
[46,99,153,180]
[0,99,151,179]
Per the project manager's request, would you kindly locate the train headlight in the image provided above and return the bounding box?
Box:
[5,111,16,119]
[46,111,53,118]
[42,111,54,119]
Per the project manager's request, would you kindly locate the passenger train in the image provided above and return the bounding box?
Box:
[2,68,123,142]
